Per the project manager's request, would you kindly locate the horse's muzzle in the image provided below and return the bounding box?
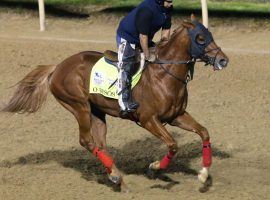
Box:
[215,57,229,70]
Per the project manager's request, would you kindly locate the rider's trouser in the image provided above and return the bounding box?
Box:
[116,36,138,111]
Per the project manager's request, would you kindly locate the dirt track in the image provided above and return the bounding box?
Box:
[0,12,269,200]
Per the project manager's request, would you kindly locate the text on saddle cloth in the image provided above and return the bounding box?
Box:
[89,57,144,99]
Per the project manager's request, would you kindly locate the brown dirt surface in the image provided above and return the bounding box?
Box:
[0,12,270,200]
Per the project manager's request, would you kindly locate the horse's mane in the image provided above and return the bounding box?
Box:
[156,26,182,48]
[156,21,193,50]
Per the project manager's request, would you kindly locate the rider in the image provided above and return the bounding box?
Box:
[116,0,173,114]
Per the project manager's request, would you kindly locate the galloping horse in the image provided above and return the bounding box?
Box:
[2,15,228,190]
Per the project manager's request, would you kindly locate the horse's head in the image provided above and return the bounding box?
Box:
[183,15,229,70]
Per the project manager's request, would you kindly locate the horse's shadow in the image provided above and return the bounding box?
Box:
[0,133,230,191]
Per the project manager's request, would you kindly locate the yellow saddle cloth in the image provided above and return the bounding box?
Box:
[89,57,143,99]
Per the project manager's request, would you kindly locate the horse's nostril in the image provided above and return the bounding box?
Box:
[219,59,228,67]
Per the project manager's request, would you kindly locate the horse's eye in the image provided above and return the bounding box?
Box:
[195,34,206,45]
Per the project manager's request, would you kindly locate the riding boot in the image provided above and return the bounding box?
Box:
[118,61,139,113]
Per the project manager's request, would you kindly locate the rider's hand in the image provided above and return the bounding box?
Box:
[146,53,156,62]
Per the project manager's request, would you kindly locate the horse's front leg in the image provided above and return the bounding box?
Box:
[170,111,212,184]
[141,116,178,171]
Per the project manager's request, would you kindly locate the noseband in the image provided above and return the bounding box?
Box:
[201,47,221,66]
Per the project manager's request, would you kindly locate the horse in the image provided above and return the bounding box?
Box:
[1,15,229,190]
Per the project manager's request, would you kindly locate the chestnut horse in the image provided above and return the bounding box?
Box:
[2,16,228,190]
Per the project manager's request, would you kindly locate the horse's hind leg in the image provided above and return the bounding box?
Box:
[54,98,95,150]
[54,98,123,185]
[90,109,124,186]
[90,108,107,149]
[170,111,212,184]
[91,114,107,148]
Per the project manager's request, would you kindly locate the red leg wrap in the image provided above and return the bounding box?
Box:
[202,141,212,167]
[93,147,114,173]
[159,151,175,169]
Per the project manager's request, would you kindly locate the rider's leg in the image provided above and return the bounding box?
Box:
[117,38,139,113]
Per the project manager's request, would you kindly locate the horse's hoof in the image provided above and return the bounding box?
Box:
[198,167,209,183]
[199,175,212,193]
[108,174,122,185]
[147,161,165,179]
[146,167,158,179]
[149,161,160,170]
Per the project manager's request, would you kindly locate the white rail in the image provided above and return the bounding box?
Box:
[37,1,209,31]
[38,0,45,31]
[201,0,209,28]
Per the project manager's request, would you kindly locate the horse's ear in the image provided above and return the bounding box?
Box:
[191,14,198,23]
[182,21,194,29]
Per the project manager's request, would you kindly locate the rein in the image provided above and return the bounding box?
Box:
[152,59,196,84]
[154,59,194,65]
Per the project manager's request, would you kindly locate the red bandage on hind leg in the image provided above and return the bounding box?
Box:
[93,147,114,173]
[202,141,212,167]
[159,151,175,169]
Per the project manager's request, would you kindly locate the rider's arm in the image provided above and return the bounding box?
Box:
[139,34,150,59]
[135,7,153,60]
[161,14,172,41]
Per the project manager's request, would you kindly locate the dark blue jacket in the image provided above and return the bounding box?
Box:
[117,0,171,45]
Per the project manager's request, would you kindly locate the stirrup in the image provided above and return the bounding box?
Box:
[126,102,139,112]
[120,102,139,115]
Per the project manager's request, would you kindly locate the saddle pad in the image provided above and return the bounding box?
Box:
[89,57,142,99]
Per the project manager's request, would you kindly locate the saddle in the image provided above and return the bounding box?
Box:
[103,47,156,75]
[104,50,118,63]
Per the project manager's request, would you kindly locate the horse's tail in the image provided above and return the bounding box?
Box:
[1,65,57,114]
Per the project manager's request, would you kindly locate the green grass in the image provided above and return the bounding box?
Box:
[54,0,269,13]
[3,0,270,14]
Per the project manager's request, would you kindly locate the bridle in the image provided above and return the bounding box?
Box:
[153,21,221,82]
[200,47,221,66]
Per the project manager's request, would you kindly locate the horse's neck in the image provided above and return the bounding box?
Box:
[155,28,191,82]
[158,27,190,61]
